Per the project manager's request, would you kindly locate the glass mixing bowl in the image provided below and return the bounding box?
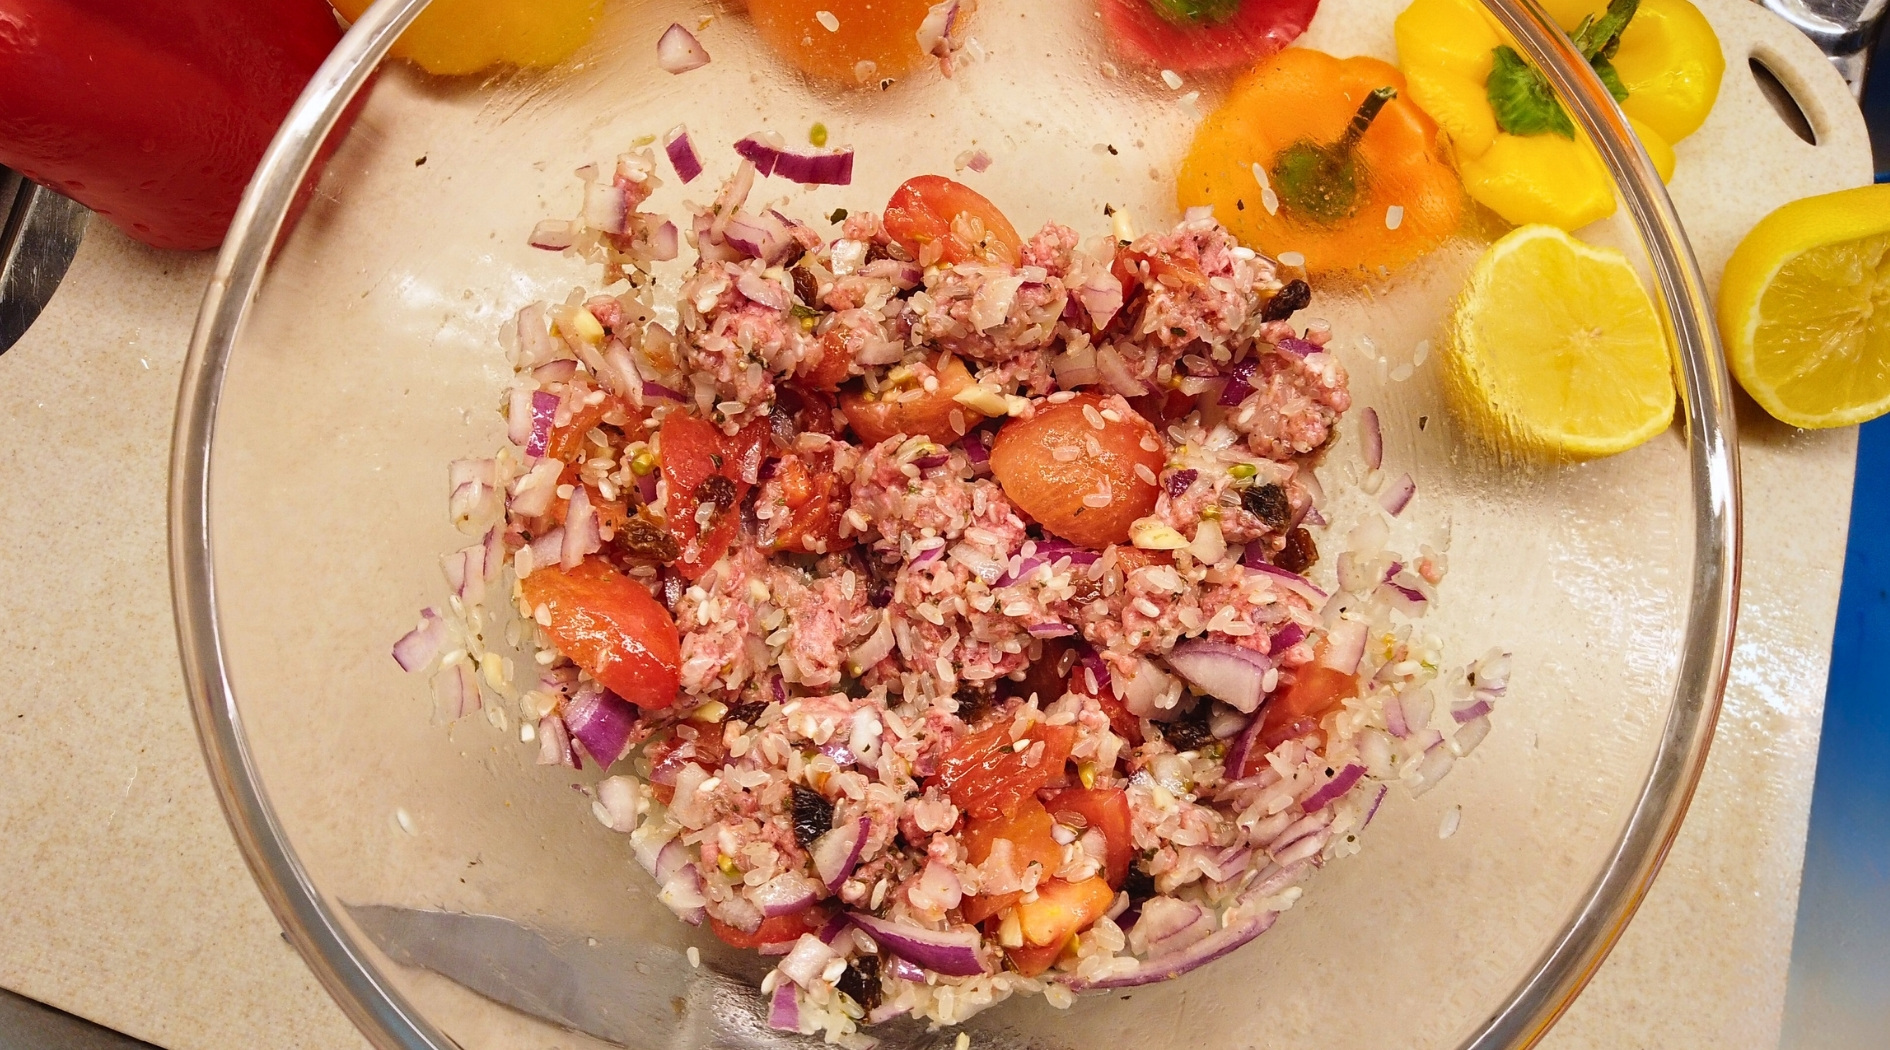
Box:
[171,0,1740,1047]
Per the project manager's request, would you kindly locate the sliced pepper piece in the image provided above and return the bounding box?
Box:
[331,0,603,76]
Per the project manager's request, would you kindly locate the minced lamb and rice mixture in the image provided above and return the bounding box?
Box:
[395,145,1506,1046]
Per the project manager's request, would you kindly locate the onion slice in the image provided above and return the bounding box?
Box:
[812,817,869,890]
[753,873,822,918]
[767,983,800,1031]
[734,134,856,186]
[1379,472,1415,516]
[656,23,710,74]
[1361,407,1383,470]
[1164,640,1271,713]
[391,608,446,672]
[563,687,640,768]
[846,913,985,976]
[1299,763,1364,811]
[664,124,703,183]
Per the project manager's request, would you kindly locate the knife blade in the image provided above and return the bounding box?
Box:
[346,904,894,1050]
[0,170,91,355]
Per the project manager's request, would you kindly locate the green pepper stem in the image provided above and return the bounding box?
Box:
[1338,87,1399,153]
[1269,86,1400,224]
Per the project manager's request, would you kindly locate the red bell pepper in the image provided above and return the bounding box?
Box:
[0,0,342,250]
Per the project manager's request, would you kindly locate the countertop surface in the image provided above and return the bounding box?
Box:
[0,15,1877,1050]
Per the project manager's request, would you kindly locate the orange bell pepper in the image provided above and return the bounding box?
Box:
[1177,48,1464,275]
[330,0,602,76]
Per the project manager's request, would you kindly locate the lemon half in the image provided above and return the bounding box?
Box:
[1445,224,1676,457]
[1718,184,1890,429]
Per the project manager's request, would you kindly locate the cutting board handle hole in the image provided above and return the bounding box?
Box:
[1748,55,1818,146]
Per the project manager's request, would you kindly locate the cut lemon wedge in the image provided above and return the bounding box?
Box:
[1444,224,1675,457]
[1717,184,1890,429]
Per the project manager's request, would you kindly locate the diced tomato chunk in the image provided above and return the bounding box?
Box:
[518,557,681,710]
[759,448,855,554]
[659,414,753,580]
[1016,876,1115,949]
[883,175,1022,266]
[840,353,984,446]
[989,394,1164,548]
[645,726,730,804]
[709,908,827,949]
[1238,654,1357,776]
[932,721,1076,821]
[1044,787,1134,889]
[959,798,1064,925]
[1099,0,1318,74]
[1005,939,1068,977]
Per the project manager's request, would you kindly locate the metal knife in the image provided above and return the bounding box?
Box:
[346,904,961,1050]
[0,169,91,355]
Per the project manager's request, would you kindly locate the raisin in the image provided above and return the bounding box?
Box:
[792,265,819,308]
[1241,483,1292,531]
[837,955,882,1011]
[865,241,892,264]
[867,583,893,608]
[1122,866,1156,902]
[1275,527,1318,574]
[1159,708,1214,751]
[956,689,993,725]
[614,516,681,562]
[695,474,737,510]
[728,700,769,726]
[791,784,834,848]
[1260,279,1312,323]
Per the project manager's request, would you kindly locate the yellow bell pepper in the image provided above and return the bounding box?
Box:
[1395,0,1721,230]
[330,0,603,76]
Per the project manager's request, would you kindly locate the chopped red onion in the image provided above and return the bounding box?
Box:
[911,544,946,566]
[637,470,659,506]
[1218,357,1258,406]
[1243,560,1330,605]
[1164,639,1271,713]
[1379,472,1415,516]
[735,134,856,186]
[1276,336,1321,356]
[884,954,927,983]
[663,125,703,183]
[391,608,446,672]
[754,874,823,919]
[1452,699,1492,724]
[1361,783,1389,828]
[649,220,680,262]
[813,817,869,890]
[1067,905,1281,990]
[561,486,601,569]
[1361,407,1383,470]
[1384,691,1409,737]
[916,0,963,61]
[1127,896,1205,955]
[767,984,800,1031]
[1095,344,1149,397]
[526,391,558,458]
[536,714,579,769]
[914,452,950,470]
[1208,703,1250,741]
[529,219,576,251]
[531,359,578,385]
[1165,468,1198,497]
[1303,506,1328,527]
[510,459,563,518]
[1271,622,1305,652]
[1300,763,1364,811]
[656,23,710,74]
[1026,622,1077,639]
[432,661,481,720]
[1268,808,1332,853]
[1321,619,1367,675]
[721,209,797,265]
[848,615,897,671]
[1074,272,1125,331]
[966,149,992,172]
[642,380,686,402]
[846,914,985,976]
[1222,707,1264,778]
[592,775,641,833]
[563,687,641,767]
[529,527,565,569]
[582,181,630,235]
[1076,643,1113,695]
[1199,844,1253,884]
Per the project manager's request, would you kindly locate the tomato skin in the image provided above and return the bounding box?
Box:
[646,726,730,803]
[1016,876,1115,949]
[1044,788,1134,888]
[1099,0,1319,73]
[883,175,1022,266]
[801,328,857,392]
[709,909,827,949]
[960,798,1065,924]
[933,721,1076,821]
[989,394,1165,548]
[660,414,753,580]
[519,557,681,710]
[840,354,983,447]
[1238,658,1358,775]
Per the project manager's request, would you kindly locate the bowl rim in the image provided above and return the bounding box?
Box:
[168,2,1742,1047]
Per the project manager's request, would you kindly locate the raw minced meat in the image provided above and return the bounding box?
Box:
[394,154,1508,1044]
